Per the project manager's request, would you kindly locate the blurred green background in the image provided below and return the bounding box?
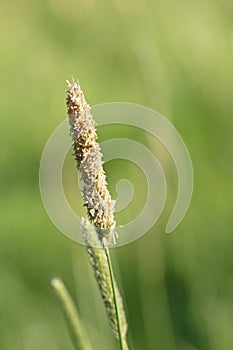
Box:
[1,0,233,349]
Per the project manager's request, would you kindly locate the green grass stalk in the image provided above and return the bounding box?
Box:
[51,278,93,350]
[104,246,129,350]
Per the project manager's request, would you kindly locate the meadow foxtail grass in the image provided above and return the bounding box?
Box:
[51,81,129,350]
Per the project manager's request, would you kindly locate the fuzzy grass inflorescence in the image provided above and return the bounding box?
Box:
[66,80,117,245]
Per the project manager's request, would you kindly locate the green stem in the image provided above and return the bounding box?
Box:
[104,247,129,350]
[51,278,92,350]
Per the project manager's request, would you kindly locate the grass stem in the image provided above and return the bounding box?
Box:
[51,278,92,350]
[104,247,129,350]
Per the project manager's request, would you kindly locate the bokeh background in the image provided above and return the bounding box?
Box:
[1,0,233,349]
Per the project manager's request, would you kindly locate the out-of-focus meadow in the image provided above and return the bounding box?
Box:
[1,0,233,349]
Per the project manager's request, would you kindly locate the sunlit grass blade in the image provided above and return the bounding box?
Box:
[51,278,93,350]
